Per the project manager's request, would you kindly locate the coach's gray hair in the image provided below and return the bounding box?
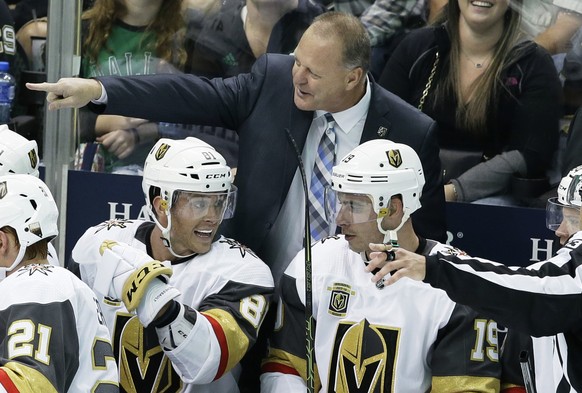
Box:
[310,11,371,73]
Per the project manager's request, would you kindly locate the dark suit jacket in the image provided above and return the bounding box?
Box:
[92,53,446,262]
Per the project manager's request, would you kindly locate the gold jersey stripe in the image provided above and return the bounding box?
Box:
[202,308,250,376]
[432,375,500,392]
[1,361,59,393]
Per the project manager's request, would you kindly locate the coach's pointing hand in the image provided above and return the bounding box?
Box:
[26,77,103,110]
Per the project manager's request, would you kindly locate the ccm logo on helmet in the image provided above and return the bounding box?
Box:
[206,173,227,179]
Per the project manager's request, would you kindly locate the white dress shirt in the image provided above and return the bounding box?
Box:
[263,77,372,284]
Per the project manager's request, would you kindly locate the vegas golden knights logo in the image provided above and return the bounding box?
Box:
[386,149,402,168]
[27,222,43,238]
[155,143,171,161]
[28,149,38,170]
[328,319,400,392]
[327,283,355,317]
[116,315,182,392]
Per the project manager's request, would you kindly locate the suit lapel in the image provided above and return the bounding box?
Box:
[362,80,393,143]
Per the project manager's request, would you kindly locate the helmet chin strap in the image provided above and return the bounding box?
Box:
[378,211,409,246]
[149,207,197,259]
[361,212,408,261]
[0,244,27,280]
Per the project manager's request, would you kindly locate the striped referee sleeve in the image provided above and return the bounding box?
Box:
[423,233,582,337]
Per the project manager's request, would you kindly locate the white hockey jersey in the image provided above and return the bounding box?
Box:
[0,264,118,392]
[261,235,501,392]
[72,219,275,393]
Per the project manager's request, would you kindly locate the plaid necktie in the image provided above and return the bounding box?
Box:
[308,113,336,240]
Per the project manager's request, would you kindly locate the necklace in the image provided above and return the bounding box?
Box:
[460,48,488,69]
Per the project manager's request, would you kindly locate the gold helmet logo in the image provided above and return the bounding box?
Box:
[386,149,402,168]
[154,143,171,161]
[28,149,38,170]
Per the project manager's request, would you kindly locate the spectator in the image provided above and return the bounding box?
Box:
[334,0,431,76]
[366,164,582,392]
[70,137,274,392]
[186,0,325,78]
[562,27,582,112]
[13,1,93,69]
[379,0,563,205]
[520,0,582,56]
[0,0,31,125]
[27,11,447,282]
[0,174,118,391]
[0,1,19,67]
[79,0,186,174]
[261,140,501,391]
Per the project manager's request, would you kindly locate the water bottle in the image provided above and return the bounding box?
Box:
[0,62,15,124]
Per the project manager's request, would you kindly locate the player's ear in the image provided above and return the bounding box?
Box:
[388,196,403,216]
[152,197,169,220]
[0,230,11,255]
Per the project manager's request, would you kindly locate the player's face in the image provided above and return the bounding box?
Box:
[292,30,357,113]
[555,206,580,246]
[336,194,383,253]
[168,191,227,254]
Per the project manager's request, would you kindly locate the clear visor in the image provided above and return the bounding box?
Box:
[171,185,237,221]
[324,188,378,225]
[546,197,580,232]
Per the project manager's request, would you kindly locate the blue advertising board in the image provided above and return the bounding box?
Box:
[65,170,557,268]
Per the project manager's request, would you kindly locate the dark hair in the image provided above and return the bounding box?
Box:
[83,0,186,69]
[0,226,48,261]
[432,1,523,135]
[311,12,371,73]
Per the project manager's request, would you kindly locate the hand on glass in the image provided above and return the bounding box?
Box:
[26,77,103,110]
[366,243,427,286]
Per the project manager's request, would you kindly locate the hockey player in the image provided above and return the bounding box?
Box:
[367,164,582,391]
[260,140,501,392]
[71,137,275,392]
[0,125,62,268]
[0,174,118,392]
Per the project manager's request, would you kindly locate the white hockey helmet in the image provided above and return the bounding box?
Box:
[327,139,425,239]
[0,125,40,177]
[0,174,58,278]
[142,137,236,256]
[546,165,582,231]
